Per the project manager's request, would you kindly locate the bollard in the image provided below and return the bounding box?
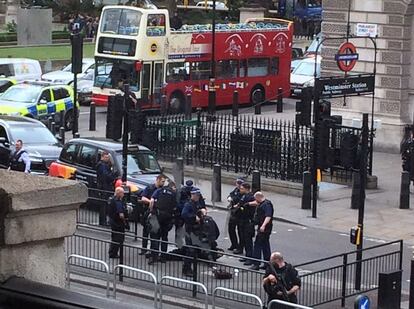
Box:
[175,157,184,185]
[212,164,222,203]
[89,102,96,131]
[74,132,80,138]
[161,95,167,116]
[59,127,65,145]
[232,91,239,117]
[277,87,283,113]
[400,171,410,209]
[185,94,192,120]
[302,171,311,209]
[51,122,56,135]
[59,110,65,128]
[378,270,402,309]
[252,170,261,193]
[351,172,360,209]
[254,103,261,115]
[410,258,414,309]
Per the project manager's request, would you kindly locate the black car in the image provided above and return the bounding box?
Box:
[54,137,161,191]
[0,115,62,174]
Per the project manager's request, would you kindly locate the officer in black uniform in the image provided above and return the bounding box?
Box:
[236,183,257,265]
[8,139,30,173]
[148,181,178,264]
[227,178,244,253]
[181,188,206,277]
[96,151,118,191]
[250,191,274,270]
[140,174,166,255]
[108,187,128,258]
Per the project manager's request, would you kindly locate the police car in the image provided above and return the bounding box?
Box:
[0,81,78,131]
[0,78,16,94]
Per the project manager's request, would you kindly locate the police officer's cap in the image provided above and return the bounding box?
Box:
[236,177,245,185]
[185,180,194,187]
[190,188,201,195]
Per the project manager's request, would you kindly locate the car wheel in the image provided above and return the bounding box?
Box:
[64,109,74,131]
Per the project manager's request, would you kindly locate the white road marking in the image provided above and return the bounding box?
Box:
[339,233,348,237]
[272,231,277,234]
[223,237,229,240]
[79,112,90,115]
[301,227,307,230]
[287,229,293,232]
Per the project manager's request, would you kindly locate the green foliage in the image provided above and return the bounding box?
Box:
[228,0,245,21]
[6,21,17,33]
[0,30,70,43]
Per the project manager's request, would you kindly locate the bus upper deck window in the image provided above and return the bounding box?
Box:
[147,14,166,36]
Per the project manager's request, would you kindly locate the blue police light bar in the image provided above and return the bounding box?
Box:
[335,53,359,61]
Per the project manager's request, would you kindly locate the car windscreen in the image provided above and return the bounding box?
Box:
[9,125,58,144]
[1,86,40,103]
[293,61,318,76]
[62,62,92,73]
[115,151,161,175]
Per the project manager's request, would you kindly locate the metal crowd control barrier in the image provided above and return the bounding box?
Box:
[268,299,313,308]
[159,276,208,309]
[212,287,263,309]
[66,254,110,298]
[114,265,158,308]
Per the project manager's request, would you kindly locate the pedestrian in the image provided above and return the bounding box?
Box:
[8,139,30,173]
[263,252,301,309]
[140,174,166,255]
[108,187,128,258]
[96,151,118,192]
[170,11,183,30]
[250,191,274,270]
[236,183,257,265]
[227,177,244,253]
[148,181,178,264]
[181,188,206,277]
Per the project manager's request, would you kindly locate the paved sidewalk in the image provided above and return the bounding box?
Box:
[179,151,414,246]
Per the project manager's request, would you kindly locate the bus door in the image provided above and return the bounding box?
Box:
[141,61,164,106]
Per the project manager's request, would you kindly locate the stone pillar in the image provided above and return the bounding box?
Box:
[17,8,52,45]
[321,0,414,152]
[239,7,267,23]
[0,170,88,287]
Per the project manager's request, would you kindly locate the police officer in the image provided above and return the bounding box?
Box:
[8,139,30,173]
[180,179,206,209]
[148,181,178,264]
[263,252,301,309]
[236,183,257,265]
[140,174,166,255]
[227,178,244,253]
[250,191,274,270]
[96,151,118,191]
[181,188,206,277]
[108,187,127,258]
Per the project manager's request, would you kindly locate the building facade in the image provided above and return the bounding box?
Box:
[322,0,414,152]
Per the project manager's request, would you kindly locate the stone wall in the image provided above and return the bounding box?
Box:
[322,0,414,152]
[0,170,87,287]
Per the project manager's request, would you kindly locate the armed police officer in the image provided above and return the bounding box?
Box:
[250,191,274,270]
[263,252,301,309]
[181,188,206,277]
[148,181,178,264]
[140,174,166,255]
[108,187,128,258]
[236,183,257,265]
[96,151,118,191]
[227,177,244,253]
[8,139,30,173]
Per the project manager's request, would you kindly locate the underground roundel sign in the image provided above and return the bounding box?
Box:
[335,42,359,72]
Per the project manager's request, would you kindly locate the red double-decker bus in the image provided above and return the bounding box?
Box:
[93,6,293,111]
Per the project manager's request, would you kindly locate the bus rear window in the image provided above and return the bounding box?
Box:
[101,8,141,36]
[248,58,270,77]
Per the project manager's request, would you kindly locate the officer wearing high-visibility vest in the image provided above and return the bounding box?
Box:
[8,139,30,173]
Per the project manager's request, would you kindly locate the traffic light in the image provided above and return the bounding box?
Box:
[316,120,334,169]
[340,131,359,169]
[130,110,146,144]
[296,87,312,126]
[70,33,83,74]
[350,226,362,245]
[106,95,124,140]
[319,99,331,120]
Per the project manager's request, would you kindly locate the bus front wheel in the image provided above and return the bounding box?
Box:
[250,86,265,106]
[169,93,184,113]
